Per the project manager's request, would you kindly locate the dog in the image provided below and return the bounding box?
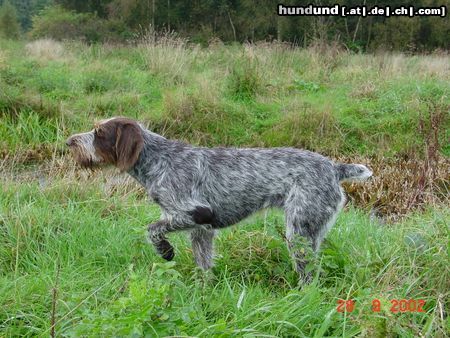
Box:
[66,117,372,280]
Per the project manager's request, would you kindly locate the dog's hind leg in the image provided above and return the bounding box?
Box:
[284,214,318,283]
[314,188,346,252]
[190,228,216,270]
[283,186,343,282]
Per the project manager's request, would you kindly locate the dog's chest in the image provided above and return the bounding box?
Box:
[148,187,163,205]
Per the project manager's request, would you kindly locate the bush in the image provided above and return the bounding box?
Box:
[29,5,130,43]
[0,0,20,39]
[227,57,263,100]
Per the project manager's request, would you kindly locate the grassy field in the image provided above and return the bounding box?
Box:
[1,170,448,337]
[1,38,449,159]
[0,37,449,337]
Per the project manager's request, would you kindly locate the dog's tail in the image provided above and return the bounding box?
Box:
[334,163,372,183]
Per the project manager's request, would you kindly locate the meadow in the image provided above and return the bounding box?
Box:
[0,36,449,336]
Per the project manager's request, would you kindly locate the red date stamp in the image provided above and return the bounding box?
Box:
[337,299,355,312]
[385,299,425,313]
[337,299,426,313]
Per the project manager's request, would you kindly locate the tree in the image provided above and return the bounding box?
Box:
[55,0,111,18]
[42,0,450,51]
[0,0,21,39]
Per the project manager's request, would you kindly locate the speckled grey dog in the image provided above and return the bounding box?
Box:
[66,117,372,279]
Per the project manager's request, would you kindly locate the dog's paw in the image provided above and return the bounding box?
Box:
[157,239,175,261]
[161,247,174,261]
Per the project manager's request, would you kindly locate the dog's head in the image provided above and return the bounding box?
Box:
[66,117,144,171]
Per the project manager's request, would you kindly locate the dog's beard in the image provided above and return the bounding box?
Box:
[69,146,103,169]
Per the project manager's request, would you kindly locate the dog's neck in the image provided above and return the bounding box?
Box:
[127,128,181,187]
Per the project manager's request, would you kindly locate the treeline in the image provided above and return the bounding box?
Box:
[1,0,449,51]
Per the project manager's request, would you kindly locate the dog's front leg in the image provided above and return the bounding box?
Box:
[147,220,176,261]
[147,205,215,262]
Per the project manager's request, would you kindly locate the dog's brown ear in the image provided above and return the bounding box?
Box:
[115,121,144,171]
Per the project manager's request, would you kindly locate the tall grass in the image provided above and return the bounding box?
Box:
[0,37,449,336]
[1,38,448,157]
[25,39,66,63]
[0,172,448,336]
[137,28,199,85]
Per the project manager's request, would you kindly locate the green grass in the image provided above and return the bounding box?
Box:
[0,176,448,337]
[1,39,448,159]
[0,38,449,336]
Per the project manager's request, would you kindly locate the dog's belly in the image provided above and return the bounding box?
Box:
[209,209,253,228]
[208,193,284,228]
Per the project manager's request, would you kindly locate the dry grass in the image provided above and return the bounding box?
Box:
[371,52,450,80]
[330,51,450,81]
[376,53,408,77]
[417,54,450,78]
[350,81,378,99]
[0,49,6,69]
[343,156,449,221]
[242,41,297,88]
[25,39,66,63]
[137,28,199,84]
[0,153,145,201]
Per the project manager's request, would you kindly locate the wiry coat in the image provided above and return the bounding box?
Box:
[66,117,372,280]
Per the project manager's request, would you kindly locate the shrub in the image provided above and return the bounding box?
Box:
[227,57,263,100]
[29,5,130,43]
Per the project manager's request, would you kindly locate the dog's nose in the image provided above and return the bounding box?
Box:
[66,136,75,147]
